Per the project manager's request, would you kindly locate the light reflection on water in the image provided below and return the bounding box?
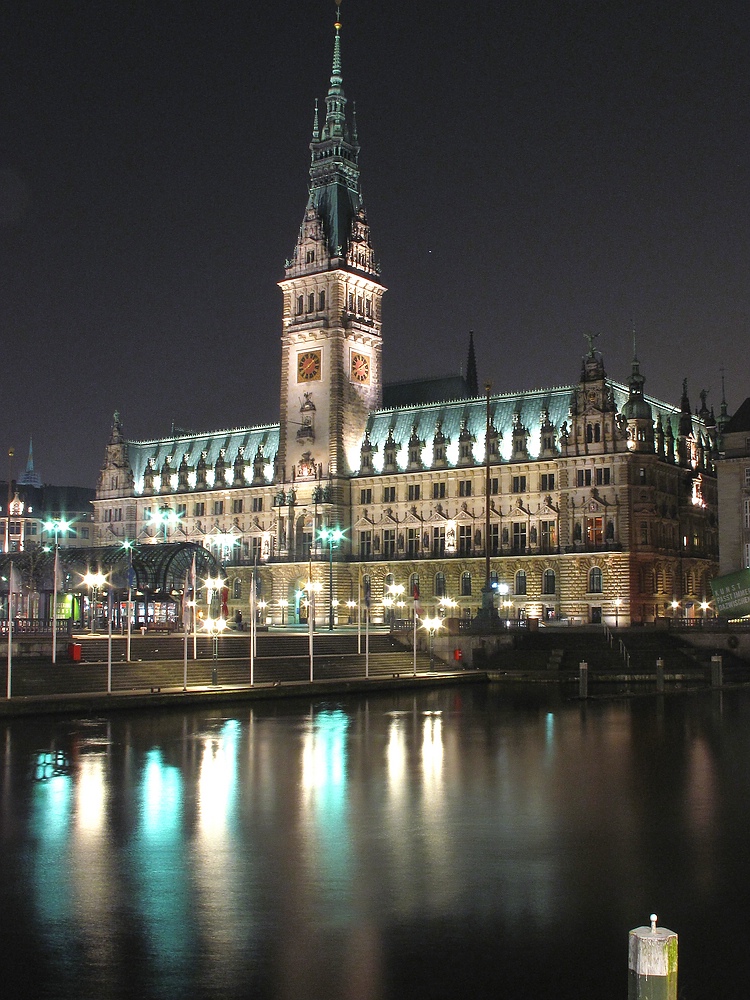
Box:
[2,686,750,999]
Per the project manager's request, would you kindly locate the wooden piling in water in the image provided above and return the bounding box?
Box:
[711,654,723,688]
[656,658,664,693]
[628,914,677,1000]
[578,661,588,698]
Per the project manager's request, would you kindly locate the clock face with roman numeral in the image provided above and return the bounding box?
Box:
[351,352,370,384]
[297,350,321,382]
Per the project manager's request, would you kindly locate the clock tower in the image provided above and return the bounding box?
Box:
[277,4,385,500]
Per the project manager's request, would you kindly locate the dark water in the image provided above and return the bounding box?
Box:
[1,685,748,999]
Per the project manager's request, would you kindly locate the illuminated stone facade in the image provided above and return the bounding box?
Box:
[94,14,719,626]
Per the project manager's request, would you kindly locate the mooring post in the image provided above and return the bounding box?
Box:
[656,657,665,693]
[711,654,723,688]
[578,660,588,699]
[628,914,677,1000]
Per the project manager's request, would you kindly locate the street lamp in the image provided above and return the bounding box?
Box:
[278,597,288,626]
[147,505,181,543]
[345,599,357,624]
[422,615,443,671]
[42,517,73,664]
[205,575,226,620]
[304,579,323,681]
[318,526,345,631]
[82,571,106,632]
[614,596,622,629]
[204,615,227,685]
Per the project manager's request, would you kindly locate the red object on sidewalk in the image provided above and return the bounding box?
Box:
[68,643,82,662]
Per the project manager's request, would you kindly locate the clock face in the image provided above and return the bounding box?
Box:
[297,350,321,382]
[351,352,370,384]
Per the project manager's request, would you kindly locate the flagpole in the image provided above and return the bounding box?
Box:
[191,553,197,660]
[126,543,133,662]
[183,570,189,691]
[365,603,370,679]
[249,566,255,686]
[52,543,59,664]
[357,572,361,654]
[107,590,113,694]
[413,599,418,676]
[7,607,12,700]
[308,586,314,682]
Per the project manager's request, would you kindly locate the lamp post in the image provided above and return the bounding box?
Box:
[82,571,106,632]
[386,583,405,627]
[204,615,227,685]
[121,540,136,661]
[614,596,622,629]
[318,526,345,630]
[278,597,288,626]
[422,616,443,671]
[345,599,357,625]
[42,518,72,664]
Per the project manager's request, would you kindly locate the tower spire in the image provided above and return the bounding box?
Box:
[286,0,378,277]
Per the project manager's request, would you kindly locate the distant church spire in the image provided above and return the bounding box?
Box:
[465,331,479,396]
[17,437,42,488]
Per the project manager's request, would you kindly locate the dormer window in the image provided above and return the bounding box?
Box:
[306,250,314,264]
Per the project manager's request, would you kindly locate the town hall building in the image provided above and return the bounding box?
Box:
[94,8,719,627]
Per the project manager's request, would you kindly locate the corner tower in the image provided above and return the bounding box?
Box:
[277,3,385,487]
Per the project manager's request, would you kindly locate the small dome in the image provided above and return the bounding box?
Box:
[622,397,652,422]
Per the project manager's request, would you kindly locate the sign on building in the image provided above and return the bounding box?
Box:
[710,569,750,618]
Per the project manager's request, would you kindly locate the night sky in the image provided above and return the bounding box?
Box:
[1,0,749,487]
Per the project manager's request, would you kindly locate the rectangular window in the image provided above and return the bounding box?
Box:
[595,467,611,486]
[383,486,396,503]
[745,468,750,488]
[383,528,396,556]
[744,499,750,530]
[512,522,527,553]
[252,497,263,512]
[359,530,372,558]
[80,527,89,539]
[540,473,555,492]
[490,477,499,495]
[490,523,500,554]
[588,517,604,547]
[432,482,446,499]
[250,536,262,561]
[459,480,472,497]
[745,543,750,569]
[360,488,372,505]
[407,527,419,554]
[407,484,421,501]
[213,500,224,516]
[233,499,243,514]
[432,526,446,555]
[577,469,593,487]
[540,520,556,552]
[512,475,527,493]
[458,524,472,554]
[176,503,187,517]
[193,502,205,517]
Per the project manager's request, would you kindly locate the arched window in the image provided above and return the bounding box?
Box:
[307,292,315,313]
[233,578,242,600]
[384,572,395,592]
[318,290,325,311]
[515,570,526,596]
[297,295,304,315]
[434,572,446,598]
[589,567,603,594]
[461,572,472,597]
[542,569,556,595]
[409,573,420,601]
